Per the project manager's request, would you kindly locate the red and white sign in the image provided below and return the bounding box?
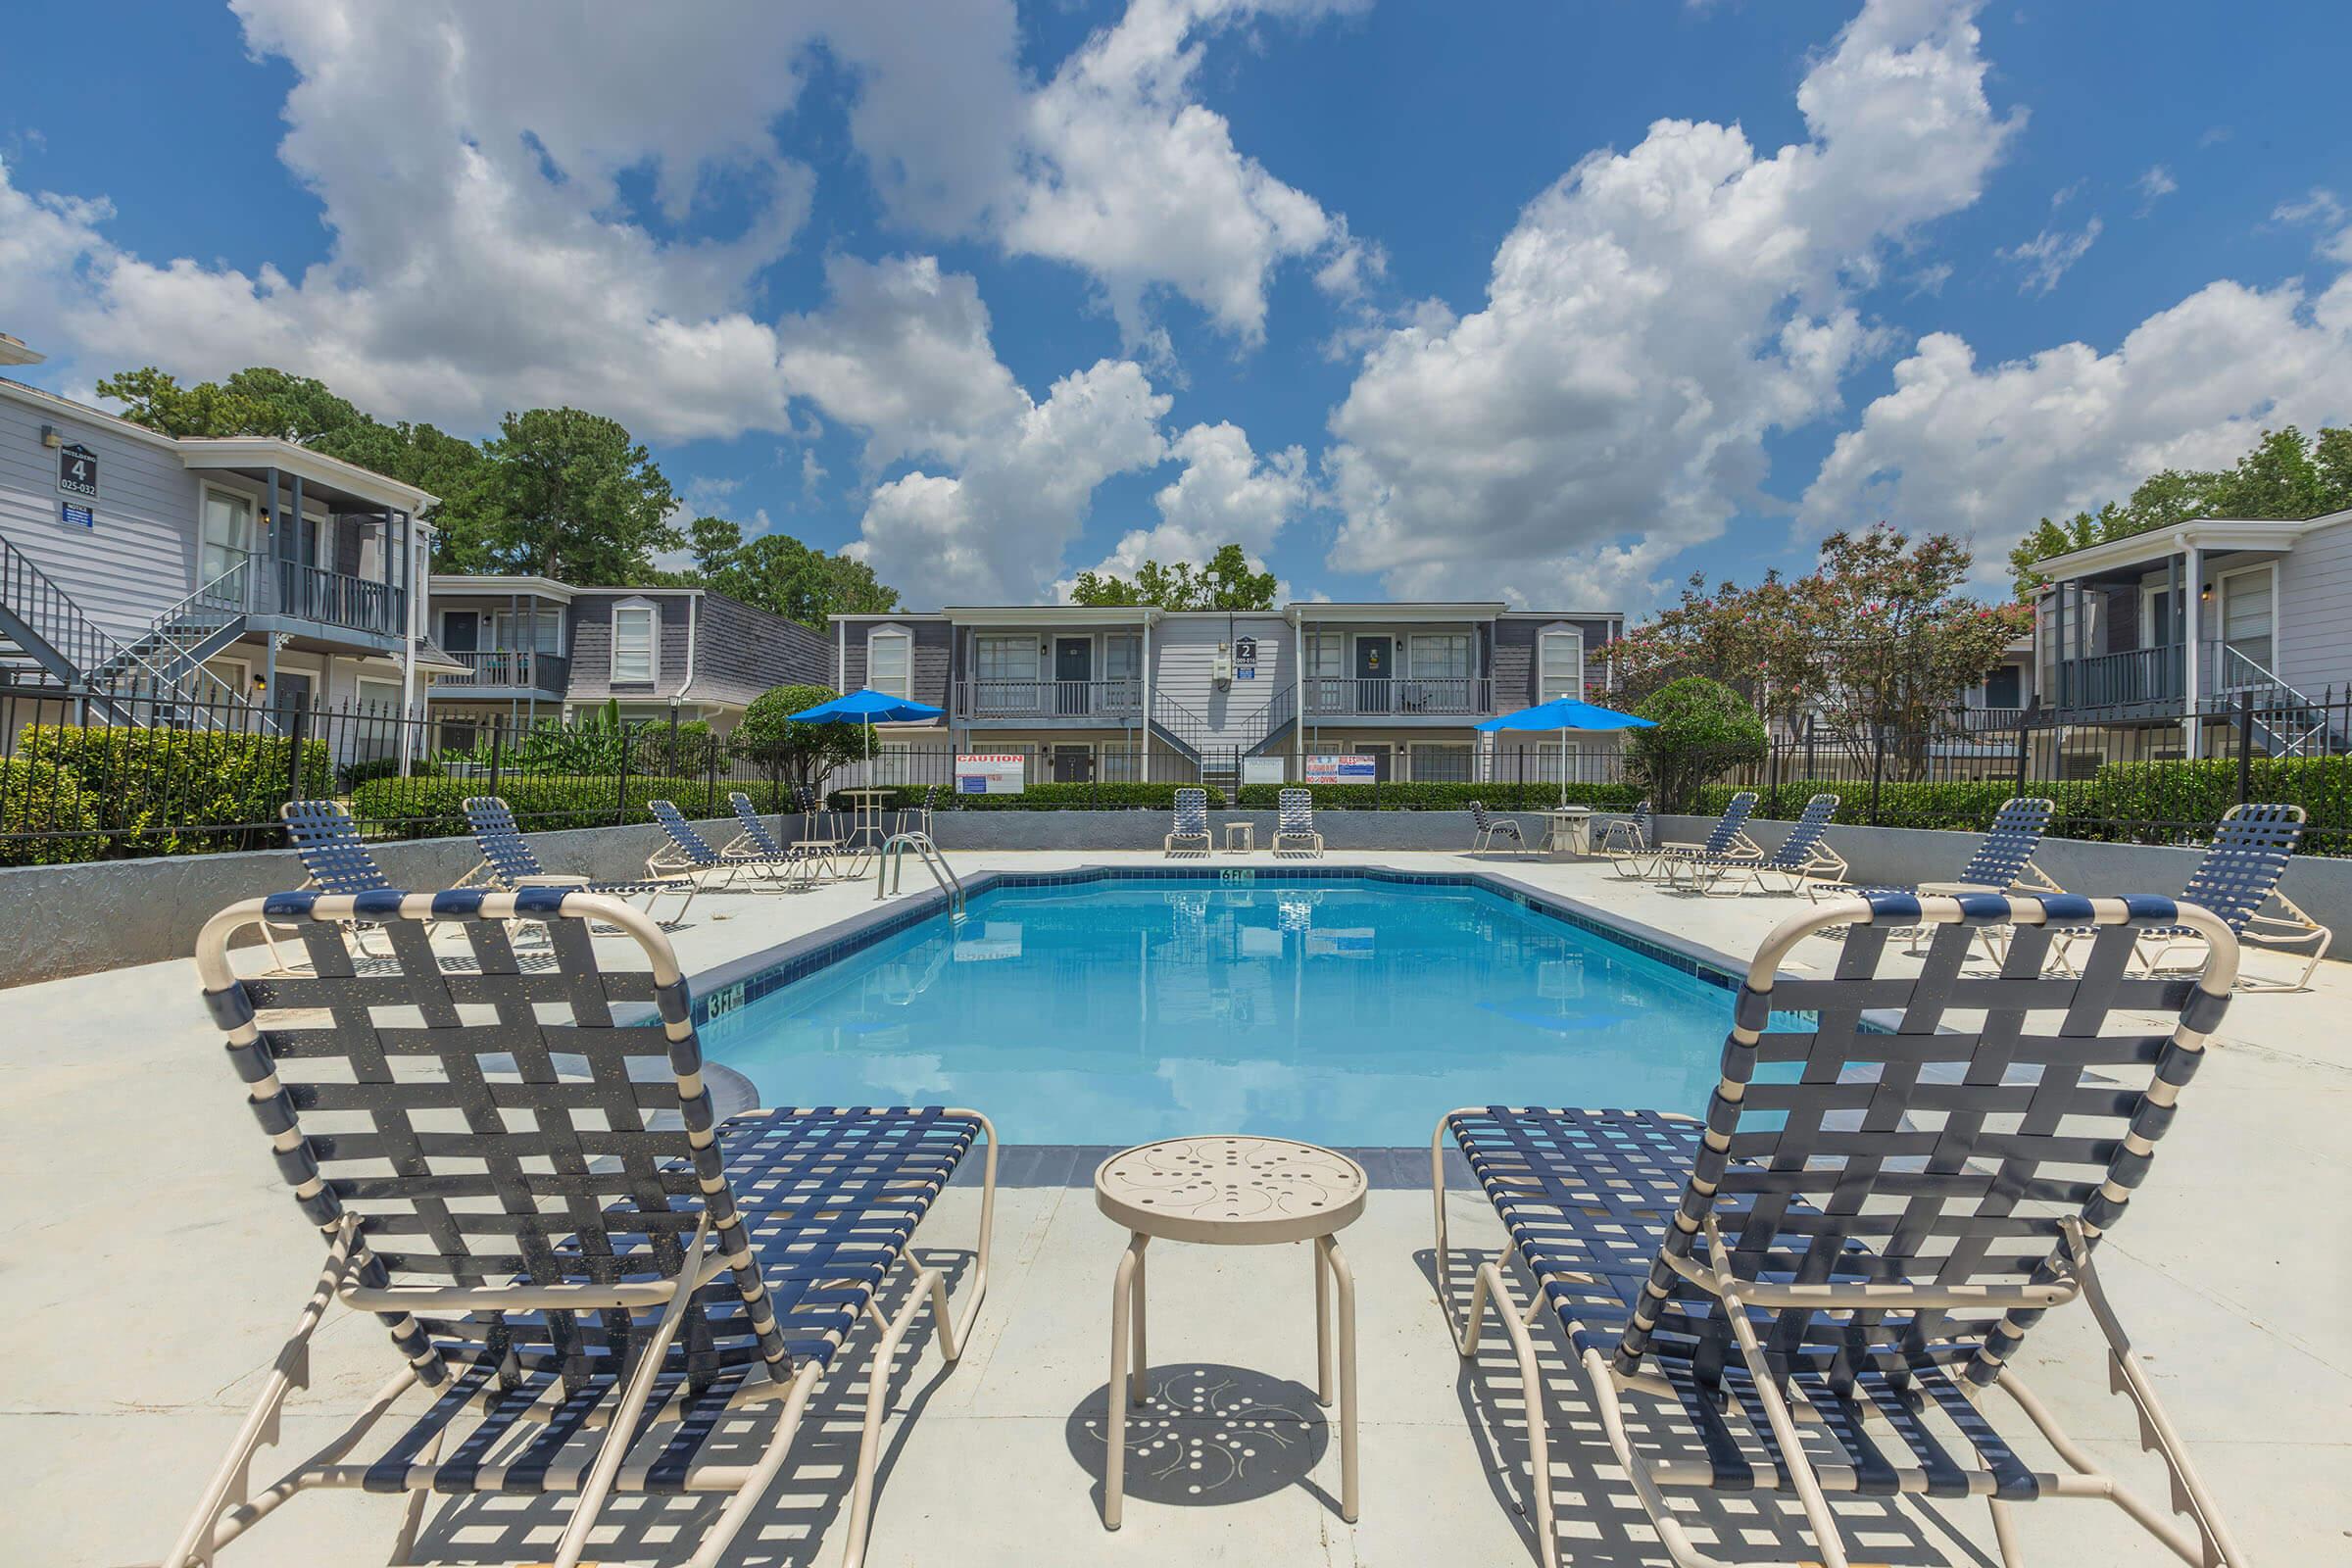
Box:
[956,753,1026,795]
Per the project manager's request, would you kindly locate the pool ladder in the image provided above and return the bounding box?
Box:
[875,831,966,916]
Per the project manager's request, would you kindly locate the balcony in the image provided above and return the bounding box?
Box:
[202,552,408,641]
[956,678,1144,721]
[1303,676,1492,717]
[2049,641,2279,714]
[436,648,570,694]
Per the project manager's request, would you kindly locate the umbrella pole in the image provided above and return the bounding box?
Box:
[1558,728,1568,808]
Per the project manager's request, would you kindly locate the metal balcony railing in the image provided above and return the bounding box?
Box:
[1302,675,1492,716]
[956,677,1144,718]
[270,560,404,637]
[438,649,570,691]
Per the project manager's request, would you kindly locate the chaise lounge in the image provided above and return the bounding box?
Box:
[1165,786,1212,857]
[1434,889,2248,1568]
[170,887,998,1568]
[1666,791,1843,896]
[462,795,698,923]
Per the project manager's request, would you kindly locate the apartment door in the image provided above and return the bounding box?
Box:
[1055,636,1093,716]
[1051,743,1096,782]
[1354,636,1392,713]
[270,671,315,730]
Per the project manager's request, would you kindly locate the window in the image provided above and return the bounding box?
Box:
[199,487,256,584]
[491,607,564,653]
[867,628,912,699]
[1539,628,1585,702]
[356,676,404,714]
[1305,632,1345,677]
[1411,743,1473,783]
[2218,566,2274,673]
[612,603,657,684]
[973,633,1035,709]
[1409,634,1470,679]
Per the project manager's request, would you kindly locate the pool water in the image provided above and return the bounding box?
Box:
[700,876,1739,1145]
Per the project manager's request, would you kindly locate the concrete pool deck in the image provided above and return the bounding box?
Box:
[3,848,2345,1565]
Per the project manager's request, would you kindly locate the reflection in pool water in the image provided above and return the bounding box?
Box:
[700,877,1738,1145]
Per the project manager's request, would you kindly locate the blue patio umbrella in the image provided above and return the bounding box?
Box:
[789,688,946,766]
[1474,698,1655,806]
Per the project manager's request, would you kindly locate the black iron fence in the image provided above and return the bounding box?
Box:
[7,684,2352,864]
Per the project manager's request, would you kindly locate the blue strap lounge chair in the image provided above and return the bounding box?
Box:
[1593,798,1651,859]
[462,796,697,924]
[2060,802,2330,990]
[1433,891,2250,1568]
[1273,787,1323,857]
[1624,789,1760,879]
[1165,787,1211,856]
[646,799,814,891]
[896,783,941,841]
[725,789,837,880]
[1809,795,2063,905]
[1467,801,1526,857]
[1668,792,1843,895]
[274,800,408,961]
[172,888,998,1568]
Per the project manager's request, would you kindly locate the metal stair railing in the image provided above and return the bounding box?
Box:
[85,558,265,716]
[2209,642,2336,756]
[0,532,122,691]
[873,830,965,915]
[1149,688,1212,760]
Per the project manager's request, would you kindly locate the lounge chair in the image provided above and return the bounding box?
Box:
[1434,890,2249,1568]
[462,795,698,923]
[173,887,997,1568]
[1593,798,1651,858]
[1273,787,1323,857]
[1667,792,1843,895]
[1808,795,2063,904]
[795,780,859,869]
[897,784,941,840]
[273,799,407,962]
[1618,789,1760,880]
[2059,802,2331,990]
[727,789,836,880]
[1467,801,1527,857]
[647,798,816,891]
[1165,786,1211,856]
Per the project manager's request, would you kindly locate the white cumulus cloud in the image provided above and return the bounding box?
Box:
[1320,0,2019,608]
[2000,217,2102,295]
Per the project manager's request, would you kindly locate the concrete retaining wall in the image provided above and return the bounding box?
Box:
[1660,812,2352,939]
[0,815,742,988]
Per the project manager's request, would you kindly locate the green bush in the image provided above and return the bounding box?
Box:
[1690,778,2019,834]
[833,782,1230,812]
[1233,781,1644,811]
[17,725,329,856]
[0,758,104,866]
[336,755,437,792]
[1630,676,1767,811]
[349,773,791,840]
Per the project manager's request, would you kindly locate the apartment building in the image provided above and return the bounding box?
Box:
[0,371,449,732]
[830,600,1626,786]
[2029,507,2352,759]
[424,574,833,749]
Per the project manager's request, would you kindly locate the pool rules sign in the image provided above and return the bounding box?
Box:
[57,441,99,528]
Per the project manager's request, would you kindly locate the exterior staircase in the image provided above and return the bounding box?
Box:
[1148,685,1299,794]
[0,535,269,728]
[2209,644,2345,758]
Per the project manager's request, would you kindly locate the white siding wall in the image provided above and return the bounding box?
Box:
[1150,613,1290,744]
[2277,519,2352,693]
[0,394,199,640]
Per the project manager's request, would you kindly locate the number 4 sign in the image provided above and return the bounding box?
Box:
[57,443,99,501]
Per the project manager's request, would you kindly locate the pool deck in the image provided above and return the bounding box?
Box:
[5,847,2346,1565]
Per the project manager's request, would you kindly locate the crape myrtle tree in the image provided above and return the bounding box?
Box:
[730,684,867,800]
[1612,525,2028,780]
[1626,676,1767,812]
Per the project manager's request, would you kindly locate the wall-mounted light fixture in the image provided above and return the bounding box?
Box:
[38,423,61,448]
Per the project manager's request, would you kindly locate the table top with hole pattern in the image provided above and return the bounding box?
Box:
[1094,1136,1368,1246]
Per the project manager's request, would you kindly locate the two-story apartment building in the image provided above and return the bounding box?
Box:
[2029,508,2352,760]
[424,574,833,750]
[0,371,449,734]
[830,600,1626,786]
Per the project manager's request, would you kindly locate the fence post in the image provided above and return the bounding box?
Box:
[282,706,311,814]
[2012,712,2030,803]
[2236,689,2254,808]
[1767,734,1782,819]
[706,732,720,813]
[1803,715,1817,785]
[487,717,504,806]
[665,709,681,781]
[614,725,631,828]
[1868,723,1886,827]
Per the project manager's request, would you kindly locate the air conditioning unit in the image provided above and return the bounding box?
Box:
[1210,644,1235,689]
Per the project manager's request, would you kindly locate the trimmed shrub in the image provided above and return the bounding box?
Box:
[834,782,1229,812]
[17,724,330,856]
[0,758,104,866]
[1234,781,1643,811]
[336,755,437,792]
[349,774,791,840]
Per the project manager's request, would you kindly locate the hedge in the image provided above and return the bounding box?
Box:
[16,725,330,856]
[0,758,104,866]
[1235,781,1645,811]
[350,774,792,840]
[835,782,1230,812]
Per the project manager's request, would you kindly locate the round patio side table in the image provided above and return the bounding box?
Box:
[1093,1136,1369,1530]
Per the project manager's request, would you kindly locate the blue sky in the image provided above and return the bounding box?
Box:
[3,0,2348,612]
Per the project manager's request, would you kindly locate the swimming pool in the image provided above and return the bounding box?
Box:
[699,873,1740,1145]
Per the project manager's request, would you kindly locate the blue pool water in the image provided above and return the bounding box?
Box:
[700,875,1740,1145]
